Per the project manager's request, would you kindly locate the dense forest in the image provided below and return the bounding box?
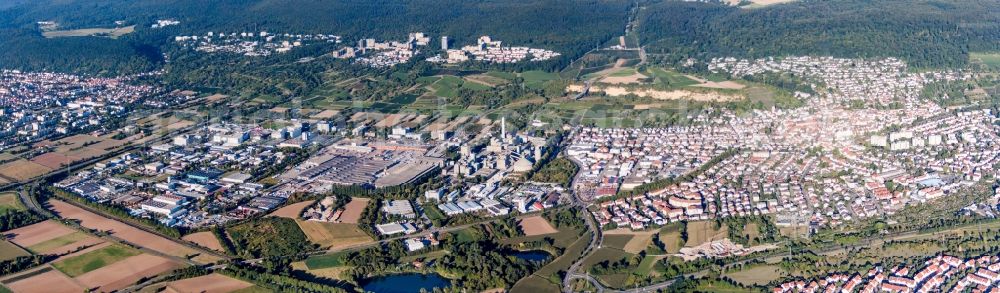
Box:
[638,0,1000,68]
[0,0,631,75]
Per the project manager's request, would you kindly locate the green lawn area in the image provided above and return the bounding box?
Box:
[510,275,560,293]
[0,284,11,293]
[27,231,89,254]
[608,67,638,77]
[231,286,273,293]
[971,52,1000,69]
[461,80,492,91]
[580,247,632,269]
[52,245,140,277]
[535,231,593,277]
[416,76,441,84]
[645,67,700,87]
[691,279,759,292]
[635,255,660,276]
[0,241,29,261]
[304,251,350,270]
[423,204,446,221]
[601,235,633,251]
[399,249,449,263]
[486,71,516,80]
[0,192,24,214]
[431,75,464,98]
[723,264,784,286]
[520,70,560,89]
[452,227,485,243]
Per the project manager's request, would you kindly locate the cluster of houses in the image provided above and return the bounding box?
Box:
[775,254,1000,293]
[571,55,998,232]
[566,126,735,201]
[0,70,165,150]
[174,32,341,56]
[708,56,966,107]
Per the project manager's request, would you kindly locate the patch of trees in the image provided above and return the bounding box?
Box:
[589,254,639,275]
[544,208,585,231]
[435,240,536,290]
[639,0,1000,69]
[0,255,56,275]
[0,0,630,75]
[721,216,778,246]
[224,217,314,258]
[0,209,44,232]
[529,157,579,187]
[488,216,524,239]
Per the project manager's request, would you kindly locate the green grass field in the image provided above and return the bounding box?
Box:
[724,264,784,286]
[535,231,593,277]
[0,241,29,261]
[520,70,560,89]
[608,68,638,77]
[27,231,89,254]
[430,75,464,98]
[486,71,516,80]
[971,52,1000,70]
[580,247,632,269]
[645,67,700,87]
[510,275,560,293]
[452,227,485,243]
[0,192,24,214]
[304,251,350,269]
[461,80,492,91]
[601,234,633,251]
[53,245,140,277]
[635,255,660,276]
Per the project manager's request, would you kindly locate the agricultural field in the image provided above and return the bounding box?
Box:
[268,200,315,219]
[658,223,685,253]
[3,268,86,293]
[25,231,97,254]
[0,159,53,182]
[47,199,217,263]
[182,231,226,252]
[52,244,140,277]
[0,192,23,213]
[5,220,78,248]
[608,229,657,254]
[601,234,634,251]
[74,253,180,292]
[519,216,559,236]
[296,220,372,250]
[684,221,729,247]
[0,241,29,261]
[724,264,785,286]
[149,273,255,293]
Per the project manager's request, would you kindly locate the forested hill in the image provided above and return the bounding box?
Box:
[638,0,1000,69]
[0,0,631,75]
